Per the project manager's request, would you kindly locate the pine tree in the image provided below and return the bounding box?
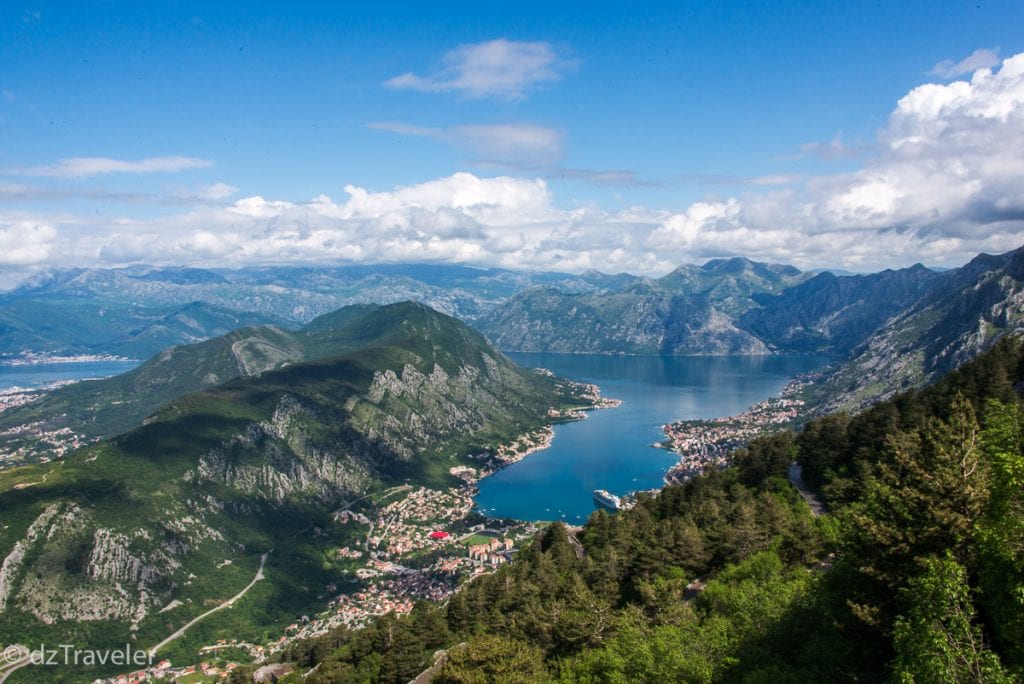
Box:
[977,400,1024,670]
[892,555,1011,683]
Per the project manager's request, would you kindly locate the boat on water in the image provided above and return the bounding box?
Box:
[593,489,622,511]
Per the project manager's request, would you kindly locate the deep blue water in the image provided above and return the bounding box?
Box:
[0,361,141,390]
[475,353,829,523]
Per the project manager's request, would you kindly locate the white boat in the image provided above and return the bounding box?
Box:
[593,489,622,511]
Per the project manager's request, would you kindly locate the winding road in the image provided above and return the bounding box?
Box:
[788,463,826,517]
[567,527,586,560]
[0,645,31,684]
[148,551,270,659]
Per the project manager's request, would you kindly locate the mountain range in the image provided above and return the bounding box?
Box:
[0,264,619,359]
[478,248,1024,410]
[5,248,1023,412]
[0,303,588,679]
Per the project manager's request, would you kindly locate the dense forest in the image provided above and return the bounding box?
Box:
[235,337,1024,683]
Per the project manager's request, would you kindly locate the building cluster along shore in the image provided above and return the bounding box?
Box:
[661,373,820,482]
[46,365,822,683]
[0,352,133,365]
[94,383,622,683]
[0,382,94,466]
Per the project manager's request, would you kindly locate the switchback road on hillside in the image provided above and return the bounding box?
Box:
[149,551,270,659]
[0,645,31,684]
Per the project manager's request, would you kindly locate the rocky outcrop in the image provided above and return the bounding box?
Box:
[0,503,63,613]
[1,504,169,626]
[812,248,1024,412]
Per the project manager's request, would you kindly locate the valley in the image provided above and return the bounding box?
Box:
[7,8,1024,680]
[0,248,1020,682]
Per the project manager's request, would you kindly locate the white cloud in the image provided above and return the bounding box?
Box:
[6,53,1024,280]
[384,39,571,100]
[0,221,56,265]
[928,48,1001,79]
[197,182,238,201]
[11,156,213,178]
[369,121,563,167]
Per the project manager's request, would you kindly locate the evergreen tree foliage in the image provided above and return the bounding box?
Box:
[265,335,1024,682]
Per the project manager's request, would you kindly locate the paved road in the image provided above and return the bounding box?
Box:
[566,527,586,560]
[0,645,31,684]
[788,463,826,516]
[148,551,270,659]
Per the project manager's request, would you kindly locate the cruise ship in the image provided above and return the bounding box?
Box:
[593,489,622,511]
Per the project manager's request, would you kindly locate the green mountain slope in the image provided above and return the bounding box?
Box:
[0,302,581,681]
[265,337,1024,684]
[811,247,1024,412]
[0,303,483,466]
[0,323,304,465]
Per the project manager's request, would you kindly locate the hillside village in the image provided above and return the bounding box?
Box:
[90,422,573,683]
[662,373,818,481]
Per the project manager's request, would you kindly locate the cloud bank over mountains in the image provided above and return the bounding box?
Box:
[1,50,1023,281]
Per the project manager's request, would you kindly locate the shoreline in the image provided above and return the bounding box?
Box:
[660,370,824,484]
[0,354,137,367]
[463,377,622,506]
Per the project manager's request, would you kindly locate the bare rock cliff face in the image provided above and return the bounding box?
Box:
[0,503,172,627]
[812,250,1024,412]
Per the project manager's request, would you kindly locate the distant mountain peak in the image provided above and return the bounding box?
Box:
[701,256,755,271]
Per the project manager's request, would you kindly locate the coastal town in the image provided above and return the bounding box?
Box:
[0,381,95,467]
[91,479,543,683]
[0,352,133,366]
[91,380,617,683]
[661,372,820,482]
[0,354,135,467]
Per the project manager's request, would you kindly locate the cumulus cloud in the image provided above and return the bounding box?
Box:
[928,48,1001,78]
[384,39,571,100]
[11,156,213,178]
[7,53,1024,280]
[0,221,56,265]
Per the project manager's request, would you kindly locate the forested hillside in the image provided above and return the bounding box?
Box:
[0,303,590,682]
[258,337,1024,682]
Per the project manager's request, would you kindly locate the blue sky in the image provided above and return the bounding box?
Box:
[1,1,1023,282]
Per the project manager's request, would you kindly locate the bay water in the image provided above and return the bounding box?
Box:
[0,360,141,391]
[475,353,828,522]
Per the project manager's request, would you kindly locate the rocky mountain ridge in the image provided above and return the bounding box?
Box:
[811,247,1024,412]
[0,302,586,666]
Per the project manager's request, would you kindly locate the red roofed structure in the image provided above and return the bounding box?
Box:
[428,530,450,540]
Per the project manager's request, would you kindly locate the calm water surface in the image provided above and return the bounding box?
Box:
[0,360,141,390]
[475,353,828,522]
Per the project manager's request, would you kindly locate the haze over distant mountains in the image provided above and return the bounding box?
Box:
[3,246,1023,412]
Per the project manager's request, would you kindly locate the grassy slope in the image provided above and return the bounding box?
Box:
[0,302,576,682]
